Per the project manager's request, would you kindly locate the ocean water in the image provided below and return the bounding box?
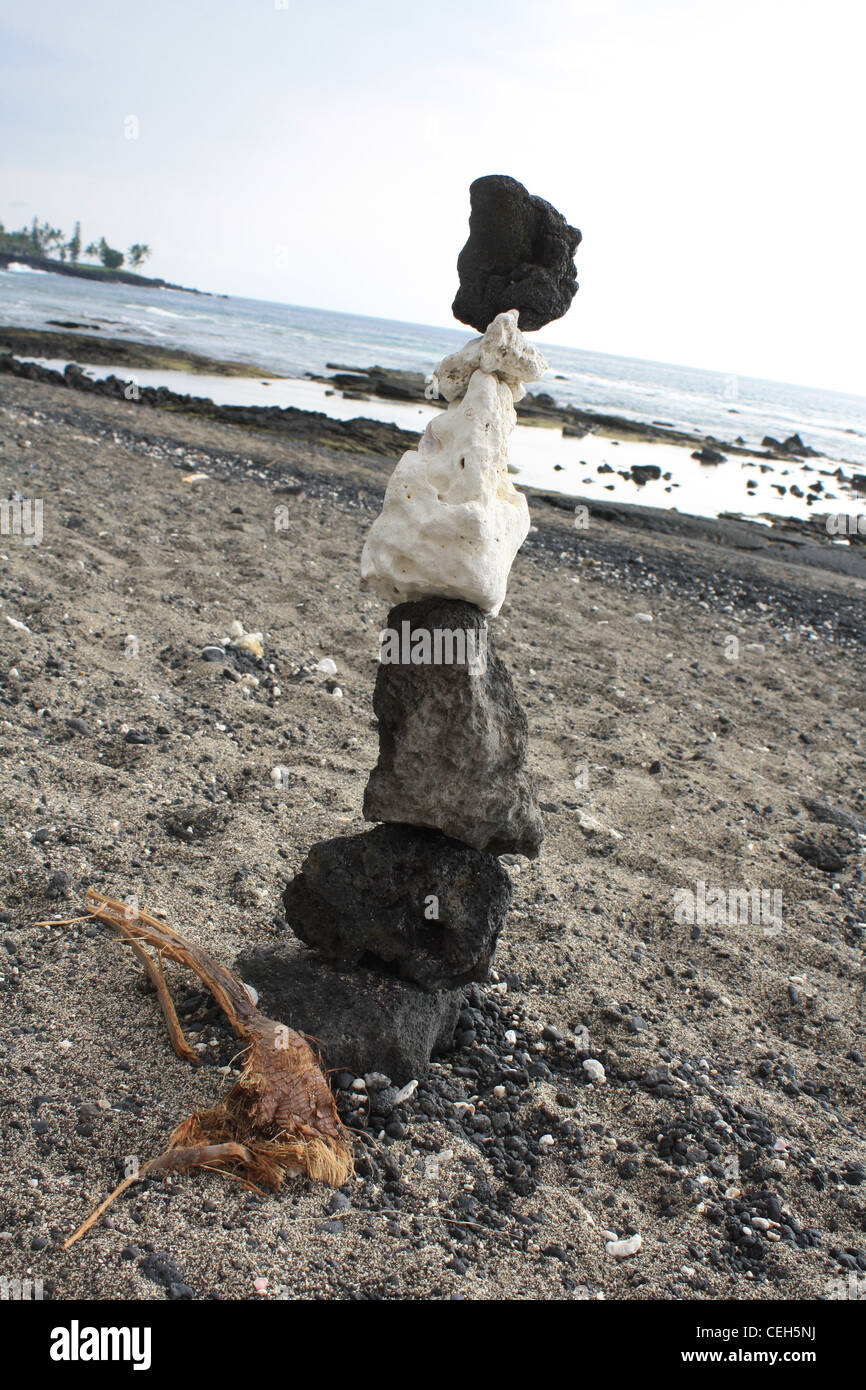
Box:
[3,265,865,467]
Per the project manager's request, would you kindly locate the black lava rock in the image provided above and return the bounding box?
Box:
[364,598,543,858]
[138,1251,186,1289]
[235,942,463,1084]
[452,175,581,333]
[630,463,662,485]
[283,823,511,990]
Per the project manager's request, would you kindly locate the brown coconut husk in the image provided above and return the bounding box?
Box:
[49,889,353,1248]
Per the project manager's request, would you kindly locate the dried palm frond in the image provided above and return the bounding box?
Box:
[54,889,353,1248]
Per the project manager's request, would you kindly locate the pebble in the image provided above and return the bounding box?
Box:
[234,631,264,659]
[577,811,623,840]
[605,1233,642,1258]
[583,1058,606,1084]
[201,646,226,662]
[363,1072,391,1093]
[393,1080,418,1104]
[315,658,338,676]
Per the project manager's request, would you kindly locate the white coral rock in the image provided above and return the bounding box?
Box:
[605,1233,642,1258]
[360,367,529,617]
[427,309,548,404]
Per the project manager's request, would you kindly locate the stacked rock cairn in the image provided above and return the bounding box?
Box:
[282,175,581,1083]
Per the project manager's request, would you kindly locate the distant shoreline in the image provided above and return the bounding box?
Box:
[2,324,865,579]
[0,250,209,296]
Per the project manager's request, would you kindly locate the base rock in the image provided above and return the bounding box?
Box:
[283,824,511,990]
[364,598,543,858]
[235,942,463,1084]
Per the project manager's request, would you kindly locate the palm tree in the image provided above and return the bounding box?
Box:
[127,243,152,268]
[97,237,125,270]
[42,225,66,257]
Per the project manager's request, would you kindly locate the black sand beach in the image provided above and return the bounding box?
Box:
[1,356,865,1301]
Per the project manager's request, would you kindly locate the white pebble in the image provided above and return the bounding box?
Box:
[605,1233,641,1258]
[393,1080,418,1105]
[539,1134,555,1148]
[351,1077,367,1092]
[331,686,343,699]
[235,631,264,659]
[504,1029,517,1045]
[493,1084,507,1099]
[583,1058,606,1084]
[315,657,338,676]
[229,620,244,638]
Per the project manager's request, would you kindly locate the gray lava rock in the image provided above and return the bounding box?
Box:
[235,943,463,1084]
[364,598,543,858]
[283,823,511,989]
[452,174,581,333]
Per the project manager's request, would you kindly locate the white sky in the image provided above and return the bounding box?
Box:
[1,0,864,393]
